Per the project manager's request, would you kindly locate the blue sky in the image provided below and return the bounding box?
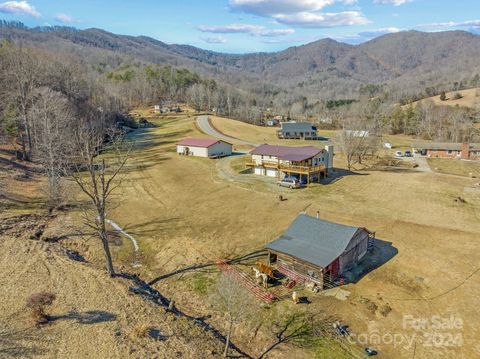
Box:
[0,0,479,53]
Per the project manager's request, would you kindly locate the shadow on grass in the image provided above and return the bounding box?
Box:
[343,238,398,285]
[49,310,116,325]
[118,272,253,358]
[0,326,46,358]
[148,249,267,286]
[147,328,168,341]
[128,129,191,150]
[322,168,369,185]
[122,216,181,237]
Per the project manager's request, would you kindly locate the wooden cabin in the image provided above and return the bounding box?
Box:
[266,214,375,288]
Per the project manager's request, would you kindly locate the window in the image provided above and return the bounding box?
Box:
[448,150,453,154]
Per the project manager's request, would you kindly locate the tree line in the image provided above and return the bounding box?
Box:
[0,41,131,276]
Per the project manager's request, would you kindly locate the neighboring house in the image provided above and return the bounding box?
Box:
[412,141,480,160]
[318,117,333,125]
[154,105,161,113]
[176,138,232,158]
[277,122,318,140]
[247,144,334,183]
[265,119,278,127]
[266,214,375,288]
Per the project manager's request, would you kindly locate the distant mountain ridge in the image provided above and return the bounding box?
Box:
[1,21,480,100]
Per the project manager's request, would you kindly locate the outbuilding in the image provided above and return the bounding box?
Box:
[176,138,232,158]
[266,214,375,288]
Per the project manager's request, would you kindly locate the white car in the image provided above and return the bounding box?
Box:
[395,151,403,157]
[383,142,392,149]
[277,177,302,189]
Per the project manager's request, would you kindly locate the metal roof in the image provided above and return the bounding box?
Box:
[279,122,317,132]
[266,214,361,269]
[176,138,230,148]
[250,145,322,161]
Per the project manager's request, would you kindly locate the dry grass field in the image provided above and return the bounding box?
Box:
[209,116,336,148]
[2,109,480,358]
[427,158,480,178]
[97,109,480,358]
[412,87,480,109]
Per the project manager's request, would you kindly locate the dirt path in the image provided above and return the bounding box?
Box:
[196,115,259,146]
[413,155,433,173]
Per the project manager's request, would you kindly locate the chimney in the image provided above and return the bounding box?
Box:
[461,143,469,160]
[316,211,320,219]
[324,145,334,169]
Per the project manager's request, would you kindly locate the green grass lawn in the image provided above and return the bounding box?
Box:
[427,158,480,177]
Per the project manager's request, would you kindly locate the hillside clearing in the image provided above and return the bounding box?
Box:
[412,87,480,109]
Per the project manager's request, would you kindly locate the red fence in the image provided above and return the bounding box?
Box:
[216,260,276,303]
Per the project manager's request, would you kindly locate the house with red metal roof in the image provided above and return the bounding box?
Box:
[176,138,232,158]
[246,144,334,183]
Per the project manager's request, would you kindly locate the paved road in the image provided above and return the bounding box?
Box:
[196,115,259,147]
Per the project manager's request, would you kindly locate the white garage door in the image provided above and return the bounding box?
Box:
[266,169,278,177]
[254,167,265,175]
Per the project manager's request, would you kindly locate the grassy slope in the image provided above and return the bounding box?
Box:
[412,87,480,108]
[0,226,227,359]
[427,157,480,177]
[210,116,336,148]
[110,109,480,359]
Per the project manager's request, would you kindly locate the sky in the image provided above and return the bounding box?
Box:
[0,0,479,53]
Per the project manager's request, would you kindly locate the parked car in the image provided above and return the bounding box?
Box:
[383,142,392,149]
[277,177,302,189]
[404,150,412,157]
[395,151,403,157]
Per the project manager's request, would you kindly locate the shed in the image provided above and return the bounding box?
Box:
[266,214,374,287]
[176,138,232,158]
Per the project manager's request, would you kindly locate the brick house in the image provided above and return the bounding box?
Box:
[413,141,480,161]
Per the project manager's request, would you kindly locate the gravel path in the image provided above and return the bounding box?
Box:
[196,115,259,146]
[413,154,433,173]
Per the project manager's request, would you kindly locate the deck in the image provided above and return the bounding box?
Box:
[246,160,327,181]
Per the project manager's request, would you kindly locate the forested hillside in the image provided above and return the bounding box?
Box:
[1,20,479,144]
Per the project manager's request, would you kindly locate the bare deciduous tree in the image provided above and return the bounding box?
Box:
[68,122,131,277]
[213,272,256,357]
[1,45,43,160]
[29,88,73,207]
[336,129,380,171]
